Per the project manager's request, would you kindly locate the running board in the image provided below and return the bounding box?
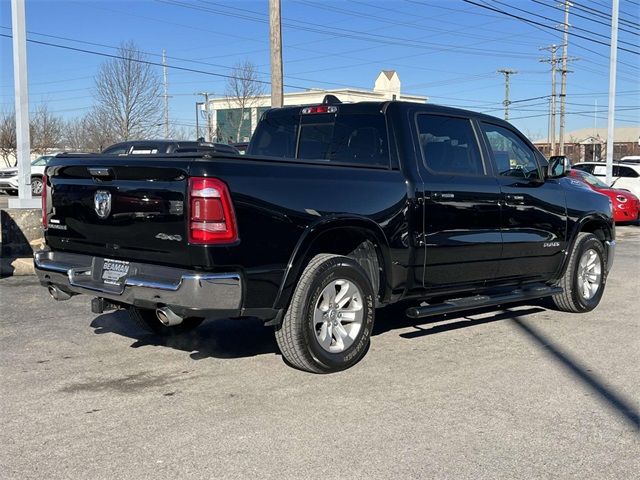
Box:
[405,285,563,319]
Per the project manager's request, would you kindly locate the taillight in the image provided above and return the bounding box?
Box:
[42,174,48,228]
[188,177,238,244]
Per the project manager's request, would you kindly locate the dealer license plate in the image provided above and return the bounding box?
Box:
[101,259,130,285]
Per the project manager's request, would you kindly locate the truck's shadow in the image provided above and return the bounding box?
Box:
[89,305,640,430]
[90,302,543,361]
[91,310,278,360]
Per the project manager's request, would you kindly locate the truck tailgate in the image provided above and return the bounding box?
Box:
[46,158,191,266]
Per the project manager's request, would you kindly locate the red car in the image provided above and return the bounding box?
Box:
[568,169,640,224]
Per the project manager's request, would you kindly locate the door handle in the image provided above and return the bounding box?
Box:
[504,194,525,203]
[432,192,455,201]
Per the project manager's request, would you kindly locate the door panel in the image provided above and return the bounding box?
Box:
[421,175,502,288]
[496,178,567,281]
[478,122,567,282]
[414,113,502,290]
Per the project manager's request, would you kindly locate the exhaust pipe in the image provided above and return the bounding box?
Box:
[48,285,71,301]
[156,306,184,326]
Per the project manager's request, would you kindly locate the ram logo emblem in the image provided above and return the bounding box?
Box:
[94,190,112,219]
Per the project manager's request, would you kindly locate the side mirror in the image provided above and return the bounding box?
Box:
[548,155,571,179]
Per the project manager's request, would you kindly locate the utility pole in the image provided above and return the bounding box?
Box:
[198,92,211,142]
[605,0,619,186]
[558,0,571,155]
[269,0,284,108]
[162,49,169,139]
[498,69,517,120]
[540,44,560,156]
[9,0,36,208]
[195,102,201,140]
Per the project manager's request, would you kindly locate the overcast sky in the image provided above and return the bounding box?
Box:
[1,0,638,140]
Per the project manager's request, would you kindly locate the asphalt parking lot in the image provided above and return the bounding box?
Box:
[1,227,638,479]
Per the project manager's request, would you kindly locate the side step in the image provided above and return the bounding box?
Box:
[405,285,563,319]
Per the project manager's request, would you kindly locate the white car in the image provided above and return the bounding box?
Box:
[0,154,57,196]
[572,161,640,198]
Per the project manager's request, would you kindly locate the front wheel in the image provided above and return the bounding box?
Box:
[128,307,204,336]
[275,254,375,373]
[31,177,43,196]
[552,232,606,312]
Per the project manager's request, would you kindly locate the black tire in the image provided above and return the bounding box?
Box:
[275,254,375,373]
[31,177,43,196]
[552,232,607,313]
[128,306,204,336]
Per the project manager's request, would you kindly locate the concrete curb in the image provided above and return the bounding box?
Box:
[1,257,35,276]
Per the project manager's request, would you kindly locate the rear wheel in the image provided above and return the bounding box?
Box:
[552,232,606,312]
[128,306,204,336]
[275,254,375,373]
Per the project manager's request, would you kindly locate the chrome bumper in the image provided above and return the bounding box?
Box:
[34,249,242,312]
[605,240,616,274]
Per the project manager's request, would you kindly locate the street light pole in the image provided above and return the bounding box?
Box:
[9,0,37,209]
[605,0,619,186]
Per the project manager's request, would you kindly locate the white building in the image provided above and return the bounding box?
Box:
[203,70,427,142]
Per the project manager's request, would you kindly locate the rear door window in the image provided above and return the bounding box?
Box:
[618,166,639,178]
[416,114,484,175]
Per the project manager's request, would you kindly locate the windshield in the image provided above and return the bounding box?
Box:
[577,170,609,189]
[31,156,53,166]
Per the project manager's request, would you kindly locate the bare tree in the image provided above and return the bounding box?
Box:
[30,103,64,154]
[0,110,17,167]
[83,108,118,152]
[94,41,162,140]
[224,60,265,142]
[63,116,94,152]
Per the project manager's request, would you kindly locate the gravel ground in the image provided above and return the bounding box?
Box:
[1,226,638,479]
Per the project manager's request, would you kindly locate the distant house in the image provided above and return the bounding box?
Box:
[534,126,640,163]
[202,70,427,143]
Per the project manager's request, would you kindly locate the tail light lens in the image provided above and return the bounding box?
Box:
[41,174,48,228]
[188,177,238,244]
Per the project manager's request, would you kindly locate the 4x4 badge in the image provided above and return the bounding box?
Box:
[94,190,112,219]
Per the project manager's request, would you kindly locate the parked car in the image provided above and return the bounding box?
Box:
[572,161,640,198]
[620,155,640,164]
[568,169,639,224]
[36,99,615,373]
[232,142,249,155]
[102,140,240,155]
[0,154,58,195]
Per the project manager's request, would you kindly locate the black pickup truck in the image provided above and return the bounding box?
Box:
[35,99,615,373]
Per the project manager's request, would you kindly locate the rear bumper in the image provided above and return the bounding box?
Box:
[34,249,242,317]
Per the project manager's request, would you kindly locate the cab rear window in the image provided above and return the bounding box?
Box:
[248,111,390,168]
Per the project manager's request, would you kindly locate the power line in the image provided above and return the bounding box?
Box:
[487,0,640,48]
[570,1,639,29]
[461,0,639,55]
[0,32,315,91]
[159,0,541,59]
[530,0,639,36]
